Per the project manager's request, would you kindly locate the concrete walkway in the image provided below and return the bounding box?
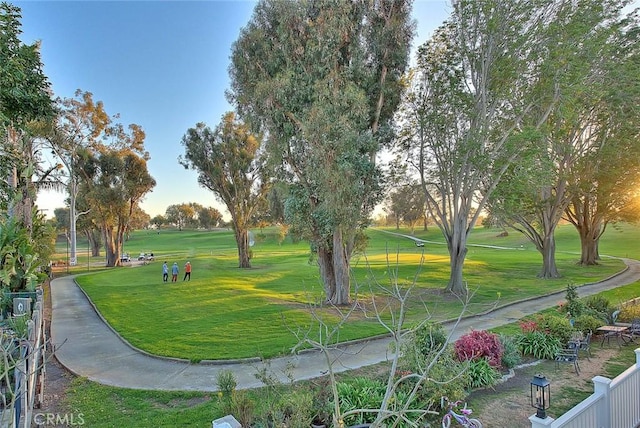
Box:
[50,258,640,392]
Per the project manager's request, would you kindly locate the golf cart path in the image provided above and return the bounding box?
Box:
[50,258,640,391]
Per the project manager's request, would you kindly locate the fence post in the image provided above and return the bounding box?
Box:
[529,414,554,428]
[592,376,611,428]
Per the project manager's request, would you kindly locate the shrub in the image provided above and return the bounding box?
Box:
[515,331,561,360]
[396,352,469,426]
[335,377,387,426]
[619,302,640,323]
[563,283,585,318]
[582,295,613,321]
[519,319,538,333]
[498,334,522,369]
[409,321,447,355]
[402,321,448,373]
[454,330,503,368]
[573,314,604,334]
[229,391,255,427]
[216,369,237,396]
[277,389,314,428]
[466,358,501,389]
[535,314,574,343]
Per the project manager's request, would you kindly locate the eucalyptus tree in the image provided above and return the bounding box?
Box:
[197,206,223,230]
[488,0,639,277]
[164,204,194,231]
[0,2,55,224]
[229,0,413,304]
[77,145,155,266]
[397,0,561,293]
[180,112,270,268]
[45,90,111,266]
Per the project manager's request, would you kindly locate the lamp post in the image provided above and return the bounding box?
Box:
[530,374,551,419]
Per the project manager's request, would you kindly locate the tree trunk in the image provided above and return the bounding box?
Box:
[103,225,118,267]
[234,227,251,268]
[574,218,603,265]
[331,228,350,305]
[87,229,102,257]
[580,237,599,265]
[538,233,560,278]
[69,177,78,266]
[445,214,469,295]
[318,246,337,303]
[446,233,468,295]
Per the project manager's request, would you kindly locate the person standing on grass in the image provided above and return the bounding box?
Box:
[183,261,192,281]
[162,261,168,282]
[171,262,179,282]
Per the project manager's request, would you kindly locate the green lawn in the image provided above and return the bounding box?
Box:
[58,223,640,362]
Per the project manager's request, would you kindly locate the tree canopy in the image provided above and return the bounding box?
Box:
[180,112,269,268]
[228,0,413,303]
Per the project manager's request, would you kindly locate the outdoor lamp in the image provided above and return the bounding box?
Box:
[530,374,551,419]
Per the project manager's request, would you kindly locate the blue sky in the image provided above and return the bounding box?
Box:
[16,1,451,219]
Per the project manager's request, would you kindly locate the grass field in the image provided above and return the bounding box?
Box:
[55,223,639,361]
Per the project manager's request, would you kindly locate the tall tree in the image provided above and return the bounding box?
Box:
[489,0,639,276]
[396,0,586,292]
[77,145,155,266]
[563,10,640,265]
[180,112,270,268]
[0,2,55,224]
[44,90,111,266]
[165,203,196,231]
[229,0,413,303]
[198,206,223,230]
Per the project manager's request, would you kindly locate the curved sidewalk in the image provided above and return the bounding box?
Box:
[50,258,640,392]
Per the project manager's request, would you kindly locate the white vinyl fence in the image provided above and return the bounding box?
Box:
[531,348,640,428]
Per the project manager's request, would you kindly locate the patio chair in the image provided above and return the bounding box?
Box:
[576,331,592,361]
[555,341,580,375]
[629,319,640,339]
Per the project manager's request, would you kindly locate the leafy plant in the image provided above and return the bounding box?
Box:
[454,330,503,368]
[276,389,314,428]
[229,390,254,427]
[515,331,561,360]
[215,369,237,396]
[573,314,604,334]
[5,314,30,339]
[395,351,469,426]
[582,295,613,321]
[335,377,387,426]
[466,358,501,389]
[0,215,46,293]
[535,313,574,343]
[402,321,447,372]
[619,302,640,323]
[498,334,522,369]
[563,283,585,318]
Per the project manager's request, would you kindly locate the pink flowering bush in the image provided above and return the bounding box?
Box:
[454,330,504,368]
[518,319,538,333]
